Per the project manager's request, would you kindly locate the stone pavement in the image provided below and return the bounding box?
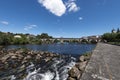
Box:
[80,43,120,80]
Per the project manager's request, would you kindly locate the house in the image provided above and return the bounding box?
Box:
[14,35,22,38]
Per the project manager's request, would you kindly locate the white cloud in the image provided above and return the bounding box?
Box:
[66,0,80,12]
[69,0,76,2]
[38,0,66,16]
[38,0,80,16]
[24,25,37,31]
[0,21,9,25]
[79,17,83,20]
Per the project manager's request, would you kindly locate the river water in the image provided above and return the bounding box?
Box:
[4,43,96,56]
[2,43,96,80]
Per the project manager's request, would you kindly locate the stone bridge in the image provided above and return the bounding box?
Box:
[41,37,101,43]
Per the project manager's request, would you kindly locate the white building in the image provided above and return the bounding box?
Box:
[14,35,22,38]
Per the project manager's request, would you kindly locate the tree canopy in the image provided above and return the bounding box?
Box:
[0,31,53,45]
[102,28,120,42]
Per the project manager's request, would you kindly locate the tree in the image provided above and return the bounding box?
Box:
[111,28,116,33]
[116,33,120,42]
[117,28,120,33]
[102,32,118,42]
[0,32,13,45]
[37,33,53,39]
[102,33,111,42]
[0,31,54,45]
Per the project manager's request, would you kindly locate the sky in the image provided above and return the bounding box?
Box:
[0,0,120,38]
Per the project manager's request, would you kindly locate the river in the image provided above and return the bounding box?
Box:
[4,43,96,56]
[1,43,96,80]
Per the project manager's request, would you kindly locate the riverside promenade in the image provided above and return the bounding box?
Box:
[80,43,120,80]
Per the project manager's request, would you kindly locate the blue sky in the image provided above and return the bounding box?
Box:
[0,0,120,38]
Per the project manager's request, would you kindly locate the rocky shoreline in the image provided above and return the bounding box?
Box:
[67,52,92,80]
[0,48,92,80]
[0,48,60,80]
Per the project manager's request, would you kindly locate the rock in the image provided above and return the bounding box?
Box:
[22,60,27,64]
[25,55,31,60]
[21,64,25,69]
[76,61,87,71]
[15,49,24,54]
[67,77,75,80]
[68,66,81,78]
[8,52,16,56]
[49,53,54,57]
[8,49,15,53]
[84,56,90,61]
[11,55,17,59]
[36,54,41,60]
[18,55,24,60]
[0,60,4,70]
[27,52,31,55]
[18,65,26,73]
[44,57,51,62]
[1,55,10,62]
[40,52,44,55]
[12,63,18,68]
[46,53,50,57]
[29,51,34,55]
[4,62,9,69]
[79,56,84,62]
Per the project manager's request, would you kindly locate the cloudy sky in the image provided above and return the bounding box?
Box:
[0,0,120,37]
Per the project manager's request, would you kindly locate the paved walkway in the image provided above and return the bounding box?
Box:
[80,43,120,80]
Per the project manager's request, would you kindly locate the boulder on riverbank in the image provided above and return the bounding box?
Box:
[68,52,92,80]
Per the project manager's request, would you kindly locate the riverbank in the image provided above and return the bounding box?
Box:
[0,49,61,80]
[67,52,92,80]
[0,48,93,80]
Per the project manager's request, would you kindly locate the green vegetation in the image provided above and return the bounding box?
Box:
[0,31,98,45]
[102,28,120,45]
[0,31,53,45]
[36,33,52,39]
[0,32,13,45]
[81,39,89,44]
[83,52,92,57]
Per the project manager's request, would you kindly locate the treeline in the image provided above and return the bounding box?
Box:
[102,28,120,43]
[0,31,53,45]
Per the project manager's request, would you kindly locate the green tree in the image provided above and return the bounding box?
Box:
[37,33,53,39]
[0,32,13,45]
[111,28,115,33]
[116,33,120,42]
[102,33,118,42]
[117,28,120,33]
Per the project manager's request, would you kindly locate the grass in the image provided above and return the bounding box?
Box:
[107,42,120,46]
[83,52,92,57]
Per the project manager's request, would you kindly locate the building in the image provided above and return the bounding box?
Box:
[14,35,22,38]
